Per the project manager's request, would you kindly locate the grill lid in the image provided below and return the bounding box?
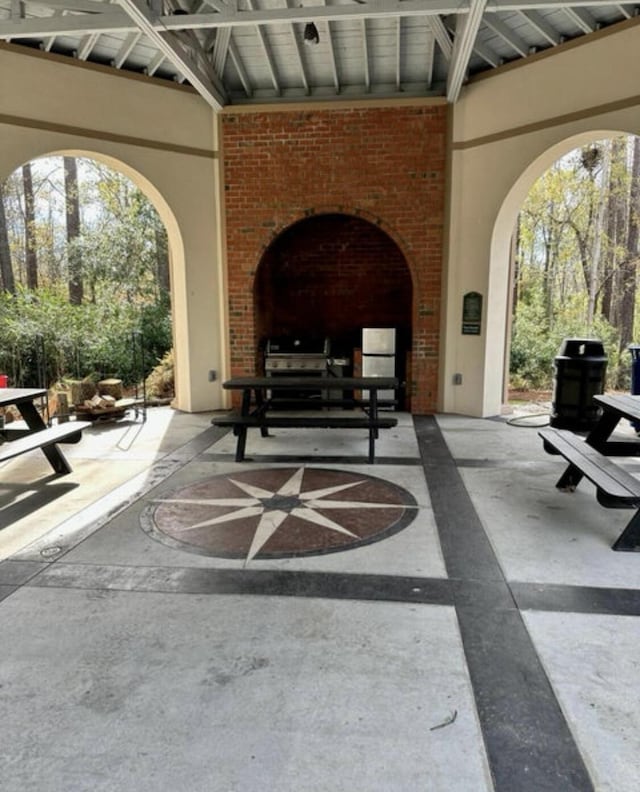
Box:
[266,336,330,356]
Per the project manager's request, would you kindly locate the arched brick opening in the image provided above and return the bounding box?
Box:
[254,212,413,409]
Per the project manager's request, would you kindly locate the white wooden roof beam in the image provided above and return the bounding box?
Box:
[112,29,140,65]
[519,8,561,44]
[428,14,452,60]
[443,10,501,66]
[324,20,340,92]
[483,12,529,55]
[244,0,280,95]
[290,23,311,94]
[447,0,486,102]
[320,0,340,94]
[395,16,401,90]
[0,0,633,41]
[361,18,370,92]
[168,0,221,77]
[425,27,435,86]
[20,0,115,11]
[115,0,227,109]
[228,34,253,96]
[37,6,63,50]
[211,25,229,68]
[473,36,502,66]
[17,0,638,18]
[616,4,637,18]
[145,47,165,73]
[0,12,141,38]
[76,30,98,57]
[563,5,597,31]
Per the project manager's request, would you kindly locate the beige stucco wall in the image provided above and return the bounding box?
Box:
[443,20,640,417]
[0,43,227,413]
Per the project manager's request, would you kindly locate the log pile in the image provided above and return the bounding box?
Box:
[72,379,133,421]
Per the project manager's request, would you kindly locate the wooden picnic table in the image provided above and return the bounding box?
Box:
[212,376,398,463]
[0,387,90,476]
[540,393,640,551]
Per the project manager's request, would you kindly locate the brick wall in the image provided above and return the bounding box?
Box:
[221,104,447,413]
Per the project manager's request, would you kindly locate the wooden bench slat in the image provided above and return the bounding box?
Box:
[0,421,91,463]
[212,411,396,463]
[266,398,398,409]
[539,428,640,503]
[212,414,397,430]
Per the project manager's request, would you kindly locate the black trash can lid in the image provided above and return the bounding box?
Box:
[557,338,606,358]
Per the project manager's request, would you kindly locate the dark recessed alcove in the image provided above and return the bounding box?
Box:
[254,213,412,363]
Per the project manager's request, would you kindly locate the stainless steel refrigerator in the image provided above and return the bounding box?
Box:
[361,328,397,405]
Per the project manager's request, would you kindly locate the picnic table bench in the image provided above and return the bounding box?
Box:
[213,375,398,463]
[540,393,640,551]
[0,388,90,476]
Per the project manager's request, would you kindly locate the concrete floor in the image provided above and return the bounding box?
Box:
[1,405,639,791]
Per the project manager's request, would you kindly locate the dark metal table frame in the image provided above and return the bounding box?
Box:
[221,375,398,462]
[555,393,640,490]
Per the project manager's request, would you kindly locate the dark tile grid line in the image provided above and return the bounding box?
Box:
[6,557,640,617]
[512,581,640,616]
[24,563,454,603]
[414,415,594,792]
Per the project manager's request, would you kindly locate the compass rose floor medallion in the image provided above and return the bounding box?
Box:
[141,467,418,563]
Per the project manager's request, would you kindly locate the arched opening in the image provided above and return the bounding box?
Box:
[0,151,184,403]
[490,130,631,410]
[254,213,413,408]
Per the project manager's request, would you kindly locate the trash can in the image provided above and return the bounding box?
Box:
[550,338,607,430]
[629,345,640,395]
[628,344,640,430]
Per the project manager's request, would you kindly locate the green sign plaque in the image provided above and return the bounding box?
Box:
[462,291,482,335]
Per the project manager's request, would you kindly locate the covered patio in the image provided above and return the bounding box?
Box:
[1,405,638,791]
[3,3,640,789]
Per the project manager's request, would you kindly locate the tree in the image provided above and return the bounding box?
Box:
[22,163,38,289]
[155,226,170,295]
[64,156,83,305]
[618,136,640,352]
[512,135,640,388]
[0,183,15,293]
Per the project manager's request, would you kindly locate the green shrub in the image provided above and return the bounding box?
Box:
[0,286,172,388]
[510,294,622,391]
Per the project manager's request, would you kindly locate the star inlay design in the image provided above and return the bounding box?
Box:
[143,467,418,562]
